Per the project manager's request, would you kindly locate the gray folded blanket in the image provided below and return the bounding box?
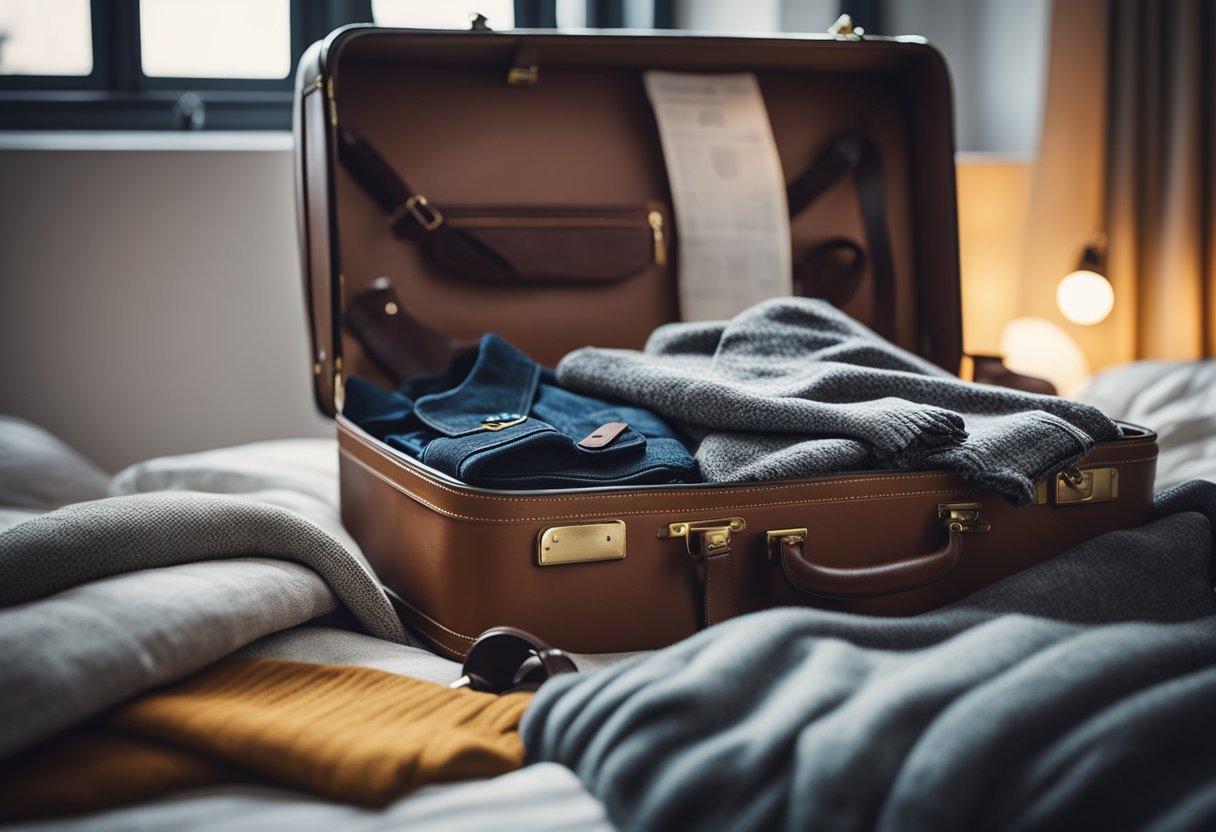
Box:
[0,492,409,759]
[556,298,1120,504]
[522,480,1216,832]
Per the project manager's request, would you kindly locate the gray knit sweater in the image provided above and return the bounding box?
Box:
[556,298,1120,504]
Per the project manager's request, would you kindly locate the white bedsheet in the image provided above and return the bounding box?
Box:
[1076,360,1216,490]
[12,764,613,832]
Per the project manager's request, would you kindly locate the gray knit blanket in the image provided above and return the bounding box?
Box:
[523,480,1216,831]
[556,298,1120,504]
[0,485,410,761]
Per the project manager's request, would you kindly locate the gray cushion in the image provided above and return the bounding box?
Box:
[0,416,110,511]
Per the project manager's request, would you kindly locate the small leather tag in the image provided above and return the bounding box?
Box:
[578,422,629,449]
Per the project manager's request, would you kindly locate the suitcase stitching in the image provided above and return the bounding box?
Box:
[346,433,1000,501]
[345,449,962,513]
[345,450,1046,523]
[344,425,1157,504]
[342,444,1157,515]
[389,593,478,655]
[1074,455,1158,467]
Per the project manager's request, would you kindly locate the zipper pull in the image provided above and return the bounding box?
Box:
[648,210,667,265]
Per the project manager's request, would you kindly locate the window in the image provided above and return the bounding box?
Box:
[139,0,292,80]
[0,0,93,76]
[371,0,515,31]
[0,1,680,130]
[0,0,557,131]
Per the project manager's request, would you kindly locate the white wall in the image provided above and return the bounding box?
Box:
[677,0,1053,155]
[0,138,331,473]
[887,0,1051,155]
[675,0,840,34]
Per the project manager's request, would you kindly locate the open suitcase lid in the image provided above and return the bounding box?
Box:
[295,24,961,418]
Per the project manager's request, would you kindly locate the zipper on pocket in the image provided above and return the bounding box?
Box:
[444,208,669,265]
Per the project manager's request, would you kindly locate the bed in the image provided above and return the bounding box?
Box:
[1,359,1214,831]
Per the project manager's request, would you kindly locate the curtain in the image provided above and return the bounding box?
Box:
[1023,0,1215,365]
[1105,0,1216,358]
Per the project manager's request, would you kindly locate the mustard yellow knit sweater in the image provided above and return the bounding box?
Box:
[0,657,531,820]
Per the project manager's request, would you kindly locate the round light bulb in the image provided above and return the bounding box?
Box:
[1056,269,1114,325]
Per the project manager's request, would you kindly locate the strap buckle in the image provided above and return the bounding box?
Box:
[392,193,445,232]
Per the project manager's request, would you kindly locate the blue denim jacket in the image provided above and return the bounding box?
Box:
[343,334,696,488]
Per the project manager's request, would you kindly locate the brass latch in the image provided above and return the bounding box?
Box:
[1055,467,1118,505]
[659,517,746,557]
[828,13,865,40]
[937,502,990,533]
[508,45,539,85]
[1033,467,1119,505]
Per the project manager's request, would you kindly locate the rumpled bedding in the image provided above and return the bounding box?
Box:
[2,357,1214,831]
[13,764,609,832]
[522,481,1216,831]
[0,419,612,831]
[0,491,407,758]
[1076,360,1216,490]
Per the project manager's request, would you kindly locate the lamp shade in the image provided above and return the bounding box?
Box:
[1000,317,1091,396]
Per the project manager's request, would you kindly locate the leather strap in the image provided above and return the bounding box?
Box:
[787,131,897,341]
[696,533,738,627]
[337,128,413,217]
[344,279,476,386]
[778,528,964,598]
[338,127,896,338]
[337,128,514,275]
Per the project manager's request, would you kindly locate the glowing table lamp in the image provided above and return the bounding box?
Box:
[1056,234,1113,325]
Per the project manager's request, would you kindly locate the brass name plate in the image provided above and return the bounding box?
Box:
[537,521,626,566]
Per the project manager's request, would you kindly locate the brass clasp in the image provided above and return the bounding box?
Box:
[1055,467,1118,505]
[1033,467,1119,505]
[508,44,539,85]
[766,528,808,561]
[937,502,990,533]
[829,13,865,40]
[660,517,746,558]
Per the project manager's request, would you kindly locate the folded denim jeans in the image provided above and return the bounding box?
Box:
[343,334,697,489]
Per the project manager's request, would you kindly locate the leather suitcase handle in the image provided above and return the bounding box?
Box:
[777,526,965,599]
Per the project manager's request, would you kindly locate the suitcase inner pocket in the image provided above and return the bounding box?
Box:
[423,203,667,284]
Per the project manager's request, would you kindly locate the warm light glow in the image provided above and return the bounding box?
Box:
[1000,317,1091,397]
[1056,269,1114,325]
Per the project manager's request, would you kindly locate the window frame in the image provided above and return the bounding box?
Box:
[0,0,561,131]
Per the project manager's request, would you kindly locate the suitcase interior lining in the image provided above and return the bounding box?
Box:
[321,31,960,398]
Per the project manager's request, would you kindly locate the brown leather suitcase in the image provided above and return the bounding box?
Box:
[294,24,1159,658]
